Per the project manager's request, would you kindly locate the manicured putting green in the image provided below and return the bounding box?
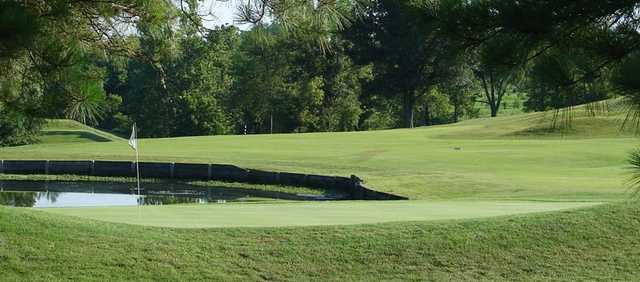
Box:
[41,200,600,228]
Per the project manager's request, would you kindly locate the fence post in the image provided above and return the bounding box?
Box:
[351,175,365,200]
[45,160,50,175]
[90,160,95,175]
[170,162,175,179]
[207,164,212,180]
[0,160,3,174]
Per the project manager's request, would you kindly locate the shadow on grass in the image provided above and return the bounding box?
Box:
[40,131,112,143]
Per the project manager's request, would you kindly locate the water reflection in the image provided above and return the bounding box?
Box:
[0,180,347,208]
[0,191,37,207]
[38,191,61,203]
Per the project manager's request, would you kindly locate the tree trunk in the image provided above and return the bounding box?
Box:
[490,104,498,117]
[423,103,431,126]
[452,102,460,123]
[402,93,415,128]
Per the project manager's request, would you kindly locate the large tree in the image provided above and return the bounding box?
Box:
[1,0,353,143]
[0,0,174,144]
[232,24,369,134]
[472,33,528,117]
[345,0,461,128]
[447,0,640,100]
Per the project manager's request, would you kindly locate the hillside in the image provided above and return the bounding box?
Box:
[1,101,636,201]
[431,99,635,139]
[37,99,634,144]
[1,101,639,280]
[39,120,124,144]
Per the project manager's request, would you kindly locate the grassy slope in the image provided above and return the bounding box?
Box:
[43,201,598,228]
[1,203,639,280]
[39,119,124,144]
[1,102,639,280]
[1,102,636,201]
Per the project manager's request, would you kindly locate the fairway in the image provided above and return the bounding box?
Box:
[1,108,635,202]
[0,106,634,228]
[41,201,599,228]
[2,107,639,280]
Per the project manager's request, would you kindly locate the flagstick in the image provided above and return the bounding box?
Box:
[134,124,141,197]
[135,142,141,197]
[129,123,142,219]
[136,141,141,222]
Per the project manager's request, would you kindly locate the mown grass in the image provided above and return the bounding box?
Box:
[0,101,638,280]
[39,119,124,144]
[42,201,598,228]
[1,102,636,201]
[1,202,639,280]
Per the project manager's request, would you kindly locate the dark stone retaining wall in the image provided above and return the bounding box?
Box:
[0,160,407,200]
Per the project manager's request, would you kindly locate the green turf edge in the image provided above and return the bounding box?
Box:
[37,200,601,228]
[1,202,639,280]
[42,119,125,142]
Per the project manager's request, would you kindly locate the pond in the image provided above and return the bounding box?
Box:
[0,180,348,208]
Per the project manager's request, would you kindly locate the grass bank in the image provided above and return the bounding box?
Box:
[0,101,638,280]
[1,202,638,280]
[1,103,636,201]
[39,119,124,144]
[42,200,598,228]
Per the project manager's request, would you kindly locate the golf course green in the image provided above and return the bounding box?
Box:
[1,103,639,280]
[42,201,599,228]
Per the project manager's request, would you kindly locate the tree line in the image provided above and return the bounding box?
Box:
[1,0,639,144]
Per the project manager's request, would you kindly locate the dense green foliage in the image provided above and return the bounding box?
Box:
[3,0,639,144]
[0,0,172,144]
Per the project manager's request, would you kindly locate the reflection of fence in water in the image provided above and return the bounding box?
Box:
[0,179,352,208]
[0,160,407,200]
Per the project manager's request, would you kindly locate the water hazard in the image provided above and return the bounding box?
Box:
[0,180,348,208]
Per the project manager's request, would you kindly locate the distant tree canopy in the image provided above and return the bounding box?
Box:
[0,0,175,145]
[345,0,463,128]
[1,0,639,144]
[452,0,640,112]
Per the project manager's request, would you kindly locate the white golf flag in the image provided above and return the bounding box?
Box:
[129,123,138,151]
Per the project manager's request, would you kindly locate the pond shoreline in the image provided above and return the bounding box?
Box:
[0,160,408,200]
[0,179,349,208]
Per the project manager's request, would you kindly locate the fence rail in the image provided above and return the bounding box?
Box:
[0,160,406,200]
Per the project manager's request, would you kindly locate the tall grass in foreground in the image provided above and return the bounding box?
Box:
[627,149,640,197]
